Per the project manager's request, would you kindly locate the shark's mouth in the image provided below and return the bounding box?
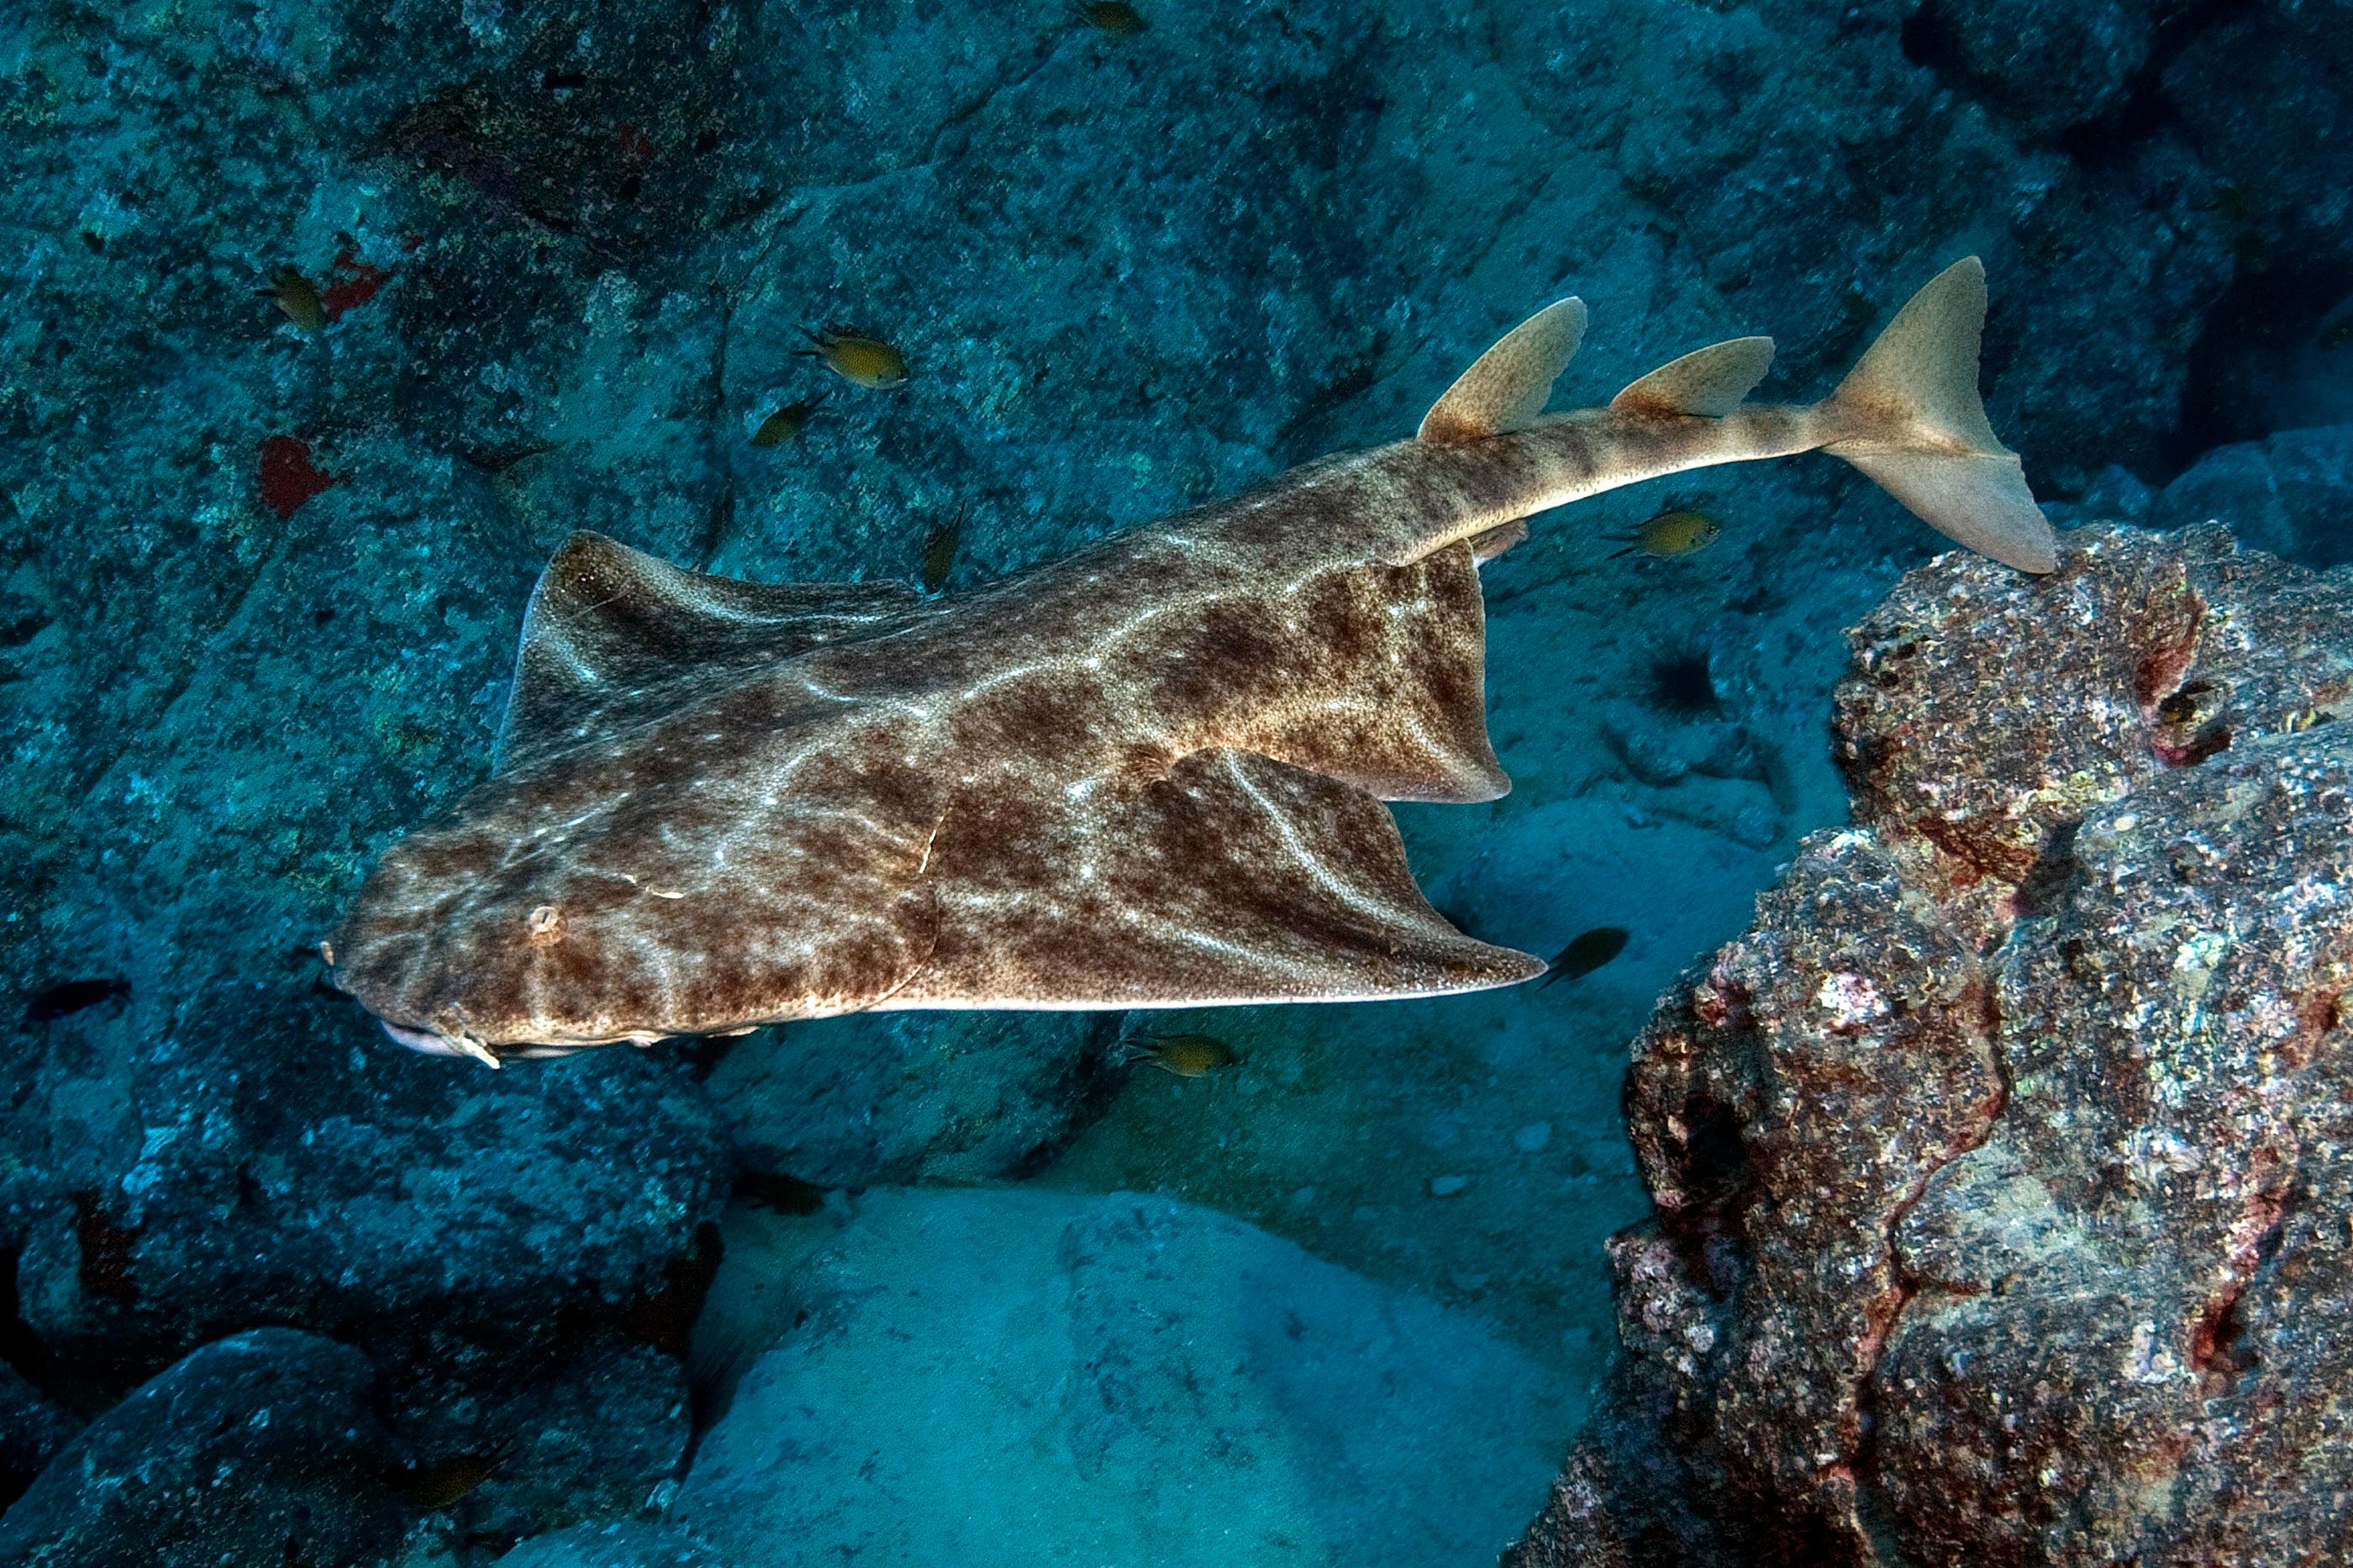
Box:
[376,1018,599,1066]
[380,1018,471,1056]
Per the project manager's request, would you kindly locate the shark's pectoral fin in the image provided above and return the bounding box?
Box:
[1418,298,1587,445]
[1608,336,1775,418]
[495,532,926,774]
[890,748,1544,1010]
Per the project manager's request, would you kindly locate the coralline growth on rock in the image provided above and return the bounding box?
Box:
[1514,523,2353,1565]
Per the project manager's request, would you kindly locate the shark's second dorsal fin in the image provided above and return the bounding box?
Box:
[495,532,923,774]
[1418,297,1587,445]
[1608,336,1776,418]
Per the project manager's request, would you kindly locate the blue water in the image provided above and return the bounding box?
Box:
[2,1,2345,1564]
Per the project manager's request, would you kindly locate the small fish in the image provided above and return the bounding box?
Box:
[261,267,324,333]
[2156,680,2215,726]
[1119,1033,1236,1078]
[802,328,908,390]
[2319,318,2353,353]
[1608,508,1721,561]
[921,503,966,594]
[1073,0,1147,34]
[24,977,130,1023]
[750,392,829,448]
[1540,927,1629,988]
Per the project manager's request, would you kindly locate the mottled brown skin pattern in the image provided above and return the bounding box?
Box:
[331,399,1865,1059]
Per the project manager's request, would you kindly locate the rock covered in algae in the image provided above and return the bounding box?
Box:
[1515,524,2353,1565]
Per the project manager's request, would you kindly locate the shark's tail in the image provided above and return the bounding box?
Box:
[1822,257,2057,573]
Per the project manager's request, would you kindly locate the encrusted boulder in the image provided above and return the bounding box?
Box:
[1517,524,2353,1565]
[0,1329,413,1568]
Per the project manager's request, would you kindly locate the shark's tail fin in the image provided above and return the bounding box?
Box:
[1823,257,2057,573]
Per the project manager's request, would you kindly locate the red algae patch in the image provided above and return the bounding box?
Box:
[259,437,338,518]
[319,245,389,321]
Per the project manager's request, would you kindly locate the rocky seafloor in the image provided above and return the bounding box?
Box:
[1,0,2349,1564]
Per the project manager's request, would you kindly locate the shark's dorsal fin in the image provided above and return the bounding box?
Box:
[1608,336,1776,418]
[1418,298,1587,445]
[495,532,923,774]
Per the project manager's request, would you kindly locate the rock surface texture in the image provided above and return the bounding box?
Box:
[1514,523,2353,1565]
[0,1329,413,1568]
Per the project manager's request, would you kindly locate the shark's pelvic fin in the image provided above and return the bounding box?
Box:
[895,747,1544,1009]
[1608,335,1776,418]
[496,531,924,773]
[1822,257,2058,574]
[1417,297,1587,445]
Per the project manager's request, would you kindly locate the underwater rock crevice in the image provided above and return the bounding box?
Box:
[2166,254,2353,463]
[2050,0,2259,166]
[916,34,1069,169]
[64,520,293,814]
[1846,970,2013,1565]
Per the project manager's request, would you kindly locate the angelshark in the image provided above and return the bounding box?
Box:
[330,257,2056,1064]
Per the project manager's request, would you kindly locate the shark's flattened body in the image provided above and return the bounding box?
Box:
[331,258,2057,1063]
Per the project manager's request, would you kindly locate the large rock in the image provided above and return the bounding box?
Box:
[2153,424,2353,571]
[0,1329,413,1568]
[418,1334,697,1551]
[8,989,729,1394]
[0,980,724,1560]
[1516,523,2353,1565]
[706,1009,1125,1187]
[0,1367,75,1511]
[675,1188,1573,1568]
